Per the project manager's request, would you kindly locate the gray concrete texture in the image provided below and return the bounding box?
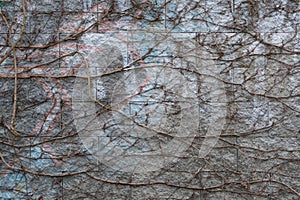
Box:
[0,0,299,199]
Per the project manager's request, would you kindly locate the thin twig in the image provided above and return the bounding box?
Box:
[9,49,20,136]
[0,0,27,65]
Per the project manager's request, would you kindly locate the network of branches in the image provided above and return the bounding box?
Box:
[0,0,299,199]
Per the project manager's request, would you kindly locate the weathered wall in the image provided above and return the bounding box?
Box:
[0,0,299,199]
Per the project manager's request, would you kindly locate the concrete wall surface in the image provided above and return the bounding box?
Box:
[0,0,299,199]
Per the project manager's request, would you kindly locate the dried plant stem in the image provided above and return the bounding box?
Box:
[0,0,26,65]
[9,49,19,136]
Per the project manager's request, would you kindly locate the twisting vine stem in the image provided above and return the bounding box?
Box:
[0,0,26,65]
[9,48,19,136]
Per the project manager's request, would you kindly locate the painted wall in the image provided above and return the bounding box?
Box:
[0,0,299,199]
